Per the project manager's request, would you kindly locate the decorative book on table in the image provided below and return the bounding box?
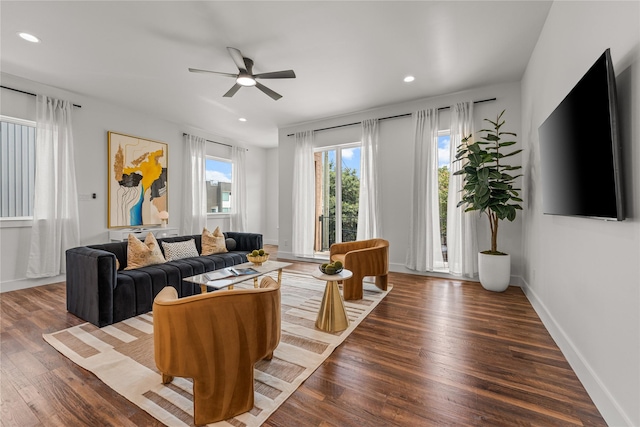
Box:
[205,267,259,281]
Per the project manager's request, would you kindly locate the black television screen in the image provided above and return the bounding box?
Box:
[539,48,624,221]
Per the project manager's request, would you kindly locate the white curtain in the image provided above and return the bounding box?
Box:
[26,95,80,278]
[181,134,207,235]
[357,119,381,240]
[447,102,479,277]
[405,109,443,271]
[292,130,315,257]
[230,146,247,232]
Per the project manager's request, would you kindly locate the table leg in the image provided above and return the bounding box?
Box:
[277,268,283,285]
[253,277,259,288]
[315,280,350,332]
[200,284,206,294]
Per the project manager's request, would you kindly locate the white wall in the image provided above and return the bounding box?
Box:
[278,82,524,282]
[0,73,267,292]
[521,2,640,426]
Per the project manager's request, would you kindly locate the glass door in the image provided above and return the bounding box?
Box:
[314,144,361,254]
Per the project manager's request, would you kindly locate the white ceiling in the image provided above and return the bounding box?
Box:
[1,1,552,148]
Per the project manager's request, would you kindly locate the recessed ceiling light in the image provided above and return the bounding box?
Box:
[404,75,415,83]
[238,118,247,122]
[17,32,40,43]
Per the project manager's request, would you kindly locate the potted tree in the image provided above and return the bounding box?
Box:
[453,110,522,291]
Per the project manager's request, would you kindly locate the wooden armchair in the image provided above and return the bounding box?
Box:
[153,277,281,425]
[330,238,389,300]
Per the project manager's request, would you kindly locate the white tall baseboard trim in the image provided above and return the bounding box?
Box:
[521,280,632,427]
[1,274,66,293]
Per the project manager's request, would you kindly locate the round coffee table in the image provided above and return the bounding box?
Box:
[312,268,352,332]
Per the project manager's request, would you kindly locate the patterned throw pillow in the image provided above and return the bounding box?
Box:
[125,232,166,270]
[162,239,199,261]
[201,226,228,255]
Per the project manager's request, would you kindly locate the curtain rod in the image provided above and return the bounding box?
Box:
[0,85,82,108]
[286,97,496,137]
[182,133,248,151]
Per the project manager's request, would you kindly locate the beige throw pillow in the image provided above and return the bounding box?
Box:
[125,232,166,270]
[201,226,228,255]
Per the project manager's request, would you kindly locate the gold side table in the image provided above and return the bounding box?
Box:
[312,269,352,333]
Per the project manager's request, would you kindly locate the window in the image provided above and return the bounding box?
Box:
[205,157,232,213]
[437,131,451,267]
[0,116,36,218]
[314,143,361,253]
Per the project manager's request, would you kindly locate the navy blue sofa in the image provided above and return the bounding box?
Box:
[65,232,262,327]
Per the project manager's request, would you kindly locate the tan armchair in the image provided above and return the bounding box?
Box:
[330,238,389,300]
[153,277,281,425]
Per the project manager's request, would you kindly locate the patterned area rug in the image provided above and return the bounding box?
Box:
[43,271,392,426]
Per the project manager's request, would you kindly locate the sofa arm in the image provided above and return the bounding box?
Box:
[224,232,263,252]
[66,246,117,327]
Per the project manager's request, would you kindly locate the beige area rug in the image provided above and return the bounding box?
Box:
[43,271,392,427]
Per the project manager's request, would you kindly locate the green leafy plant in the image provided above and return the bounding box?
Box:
[453,110,523,255]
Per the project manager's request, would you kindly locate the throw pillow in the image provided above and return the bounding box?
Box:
[115,258,121,271]
[225,238,237,251]
[162,239,199,261]
[125,232,166,270]
[201,226,228,255]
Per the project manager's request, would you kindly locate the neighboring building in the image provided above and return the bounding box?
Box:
[207,181,231,213]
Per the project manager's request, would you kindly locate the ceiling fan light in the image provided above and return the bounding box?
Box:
[236,75,256,87]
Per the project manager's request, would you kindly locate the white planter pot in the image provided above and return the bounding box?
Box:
[478,252,511,292]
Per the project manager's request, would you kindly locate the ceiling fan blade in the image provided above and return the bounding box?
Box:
[255,82,282,100]
[227,47,247,72]
[254,70,296,79]
[188,68,237,78]
[223,83,242,98]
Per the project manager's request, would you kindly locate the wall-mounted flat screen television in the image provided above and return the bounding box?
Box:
[538,48,624,221]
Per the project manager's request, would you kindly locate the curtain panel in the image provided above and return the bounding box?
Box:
[230,146,247,232]
[357,119,381,240]
[447,102,479,277]
[181,134,207,235]
[292,131,315,258]
[405,108,443,272]
[27,95,80,278]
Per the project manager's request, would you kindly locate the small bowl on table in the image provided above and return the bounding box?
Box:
[319,265,343,275]
[247,253,269,266]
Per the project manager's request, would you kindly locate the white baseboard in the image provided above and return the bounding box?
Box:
[263,238,279,246]
[521,280,632,427]
[1,274,66,293]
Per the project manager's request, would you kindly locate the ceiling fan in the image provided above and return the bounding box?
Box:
[189,47,296,100]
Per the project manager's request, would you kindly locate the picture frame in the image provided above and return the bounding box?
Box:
[108,131,168,228]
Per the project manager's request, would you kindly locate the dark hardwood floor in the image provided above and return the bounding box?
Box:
[1,246,606,426]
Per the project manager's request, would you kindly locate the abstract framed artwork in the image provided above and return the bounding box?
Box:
[108,132,168,228]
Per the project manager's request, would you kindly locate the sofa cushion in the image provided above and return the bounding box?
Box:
[125,232,166,270]
[202,227,228,255]
[162,239,199,261]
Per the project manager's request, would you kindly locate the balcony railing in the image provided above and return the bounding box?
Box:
[318,214,358,251]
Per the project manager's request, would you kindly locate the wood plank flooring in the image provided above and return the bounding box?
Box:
[1,246,606,426]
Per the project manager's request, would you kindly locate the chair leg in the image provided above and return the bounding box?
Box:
[343,275,363,300]
[161,373,174,384]
[375,274,388,291]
